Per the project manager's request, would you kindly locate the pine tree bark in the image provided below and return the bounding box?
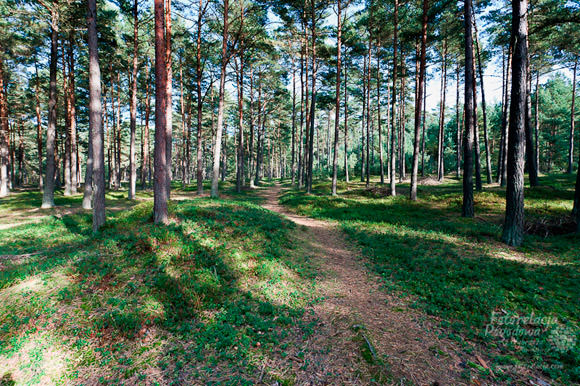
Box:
[534,71,540,174]
[456,59,461,178]
[68,38,78,195]
[291,55,297,186]
[141,67,151,188]
[502,0,528,247]
[211,0,229,198]
[195,0,206,194]
[568,56,577,174]
[331,0,342,196]
[153,0,169,223]
[525,65,538,186]
[390,0,398,196]
[437,39,447,181]
[165,0,173,196]
[0,51,10,197]
[365,41,372,187]
[344,49,349,183]
[128,0,138,199]
[473,17,492,184]
[462,0,475,217]
[42,7,58,208]
[88,0,105,231]
[377,44,384,185]
[410,0,428,200]
[361,53,367,183]
[307,2,317,193]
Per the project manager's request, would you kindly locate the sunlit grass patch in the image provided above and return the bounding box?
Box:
[281,174,580,383]
[0,190,319,384]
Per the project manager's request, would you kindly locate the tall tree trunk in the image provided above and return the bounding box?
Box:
[88,0,105,230]
[365,41,372,187]
[63,43,72,196]
[399,52,407,181]
[141,67,151,189]
[361,53,367,183]
[307,3,317,193]
[115,73,121,189]
[195,0,205,194]
[377,45,384,185]
[437,39,447,181]
[568,56,577,174]
[344,50,349,183]
[42,9,58,208]
[153,0,169,223]
[331,0,342,196]
[421,80,427,177]
[456,58,461,178]
[68,38,78,195]
[211,0,229,198]
[462,0,475,217]
[0,51,10,197]
[473,17,492,184]
[34,59,43,192]
[291,55,297,186]
[298,48,305,188]
[165,0,173,195]
[390,0,398,196]
[534,71,540,174]
[472,55,482,191]
[128,0,138,199]
[525,61,538,186]
[411,0,427,200]
[499,43,513,186]
[502,0,528,247]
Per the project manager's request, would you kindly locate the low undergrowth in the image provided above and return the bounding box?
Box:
[0,191,318,384]
[280,174,580,383]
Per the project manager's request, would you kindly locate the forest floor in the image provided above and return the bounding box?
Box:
[0,175,578,385]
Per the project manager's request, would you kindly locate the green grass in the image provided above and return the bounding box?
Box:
[0,184,318,384]
[280,174,580,383]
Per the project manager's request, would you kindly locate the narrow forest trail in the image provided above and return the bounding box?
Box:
[258,184,475,385]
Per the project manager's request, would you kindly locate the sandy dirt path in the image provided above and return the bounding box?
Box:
[259,184,474,385]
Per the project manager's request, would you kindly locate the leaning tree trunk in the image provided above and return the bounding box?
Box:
[42,9,59,208]
[153,0,169,223]
[502,0,528,247]
[210,0,229,198]
[462,0,475,218]
[390,0,398,196]
[410,0,428,200]
[128,0,138,199]
[87,0,105,231]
